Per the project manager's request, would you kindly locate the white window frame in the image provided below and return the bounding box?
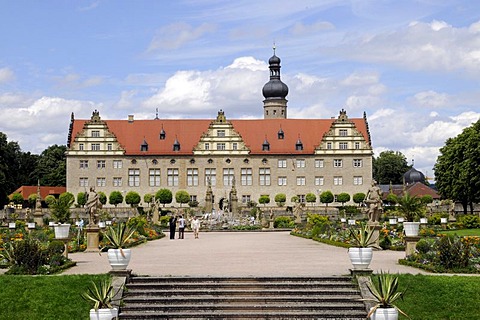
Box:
[128,169,140,187]
[167,168,179,187]
[334,159,343,168]
[296,176,306,186]
[241,168,252,186]
[278,159,287,168]
[278,176,287,186]
[315,176,324,186]
[259,168,271,186]
[205,168,216,186]
[334,176,343,186]
[187,168,199,186]
[149,169,161,187]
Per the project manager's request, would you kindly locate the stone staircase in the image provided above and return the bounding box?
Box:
[119,276,367,319]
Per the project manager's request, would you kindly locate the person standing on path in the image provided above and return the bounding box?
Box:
[178,215,186,239]
[191,216,200,239]
[169,215,177,239]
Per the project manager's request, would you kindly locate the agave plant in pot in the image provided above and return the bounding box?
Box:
[102,221,136,270]
[397,192,424,237]
[82,278,119,320]
[364,272,409,320]
[348,222,376,269]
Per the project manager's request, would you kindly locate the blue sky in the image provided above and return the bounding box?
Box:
[1,0,480,180]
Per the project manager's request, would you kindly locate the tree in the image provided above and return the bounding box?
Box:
[386,193,398,206]
[77,192,87,207]
[291,195,299,203]
[373,150,411,184]
[34,145,67,186]
[337,192,350,207]
[11,193,24,206]
[397,192,423,222]
[320,191,334,213]
[175,190,190,207]
[109,191,124,207]
[28,193,37,208]
[49,192,74,223]
[44,195,56,206]
[434,119,480,214]
[144,193,153,205]
[98,191,107,205]
[156,189,173,207]
[258,195,270,207]
[353,193,366,206]
[274,193,286,206]
[305,193,316,206]
[125,191,141,207]
[421,195,433,205]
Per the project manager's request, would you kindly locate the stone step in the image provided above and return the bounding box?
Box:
[129,276,354,284]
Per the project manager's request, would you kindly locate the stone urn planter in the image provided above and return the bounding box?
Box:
[348,247,373,269]
[403,222,420,237]
[54,223,71,239]
[82,278,120,320]
[107,248,132,270]
[348,222,375,269]
[370,307,398,320]
[102,222,135,270]
[89,308,118,320]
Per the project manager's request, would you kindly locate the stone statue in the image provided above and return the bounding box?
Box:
[86,187,100,225]
[365,179,383,223]
[293,201,303,224]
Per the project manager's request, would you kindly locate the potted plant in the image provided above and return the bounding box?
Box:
[48,192,74,239]
[364,272,409,320]
[82,278,119,320]
[102,221,136,270]
[396,192,423,236]
[348,222,376,269]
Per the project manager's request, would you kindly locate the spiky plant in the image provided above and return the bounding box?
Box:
[349,222,376,248]
[102,222,136,257]
[81,278,115,310]
[365,272,410,319]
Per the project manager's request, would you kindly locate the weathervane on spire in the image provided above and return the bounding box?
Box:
[273,41,276,55]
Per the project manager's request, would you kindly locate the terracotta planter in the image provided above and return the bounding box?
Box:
[54,224,71,239]
[107,248,131,270]
[348,247,373,269]
[370,307,398,320]
[403,222,420,236]
[89,308,118,320]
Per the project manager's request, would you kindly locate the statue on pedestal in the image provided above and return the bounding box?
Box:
[86,187,101,226]
[365,180,383,223]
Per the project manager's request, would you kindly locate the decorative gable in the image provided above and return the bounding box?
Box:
[193,110,250,156]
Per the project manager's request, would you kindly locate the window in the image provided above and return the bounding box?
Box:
[97,160,106,169]
[242,195,251,203]
[205,168,216,186]
[205,143,210,150]
[187,168,199,186]
[96,177,106,187]
[113,160,122,169]
[149,169,161,187]
[190,195,197,202]
[79,143,84,151]
[223,168,234,186]
[107,143,112,151]
[278,159,287,168]
[295,141,303,151]
[113,177,122,187]
[334,176,343,185]
[91,143,100,151]
[278,176,287,186]
[355,142,361,149]
[167,168,179,187]
[339,142,348,150]
[339,129,347,137]
[79,177,88,187]
[334,159,343,168]
[80,160,88,169]
[315,159,324,168]
[217,130,225,137]
[296,159,306,168]
[262,141,269,151]
[298,194,306,203]
[315,176,324,186]
[259,168,271,186]
[232,143,238,150]
[91,130,100,137]
[296,176,306,186]
[353,159,363,168]
[241,168,252,186]
[217,143,226,150]
[128,169,140,187]
[327,142,332,149]
[354,176,363,185]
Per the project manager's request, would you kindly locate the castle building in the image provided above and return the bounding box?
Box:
[66,52,374,209]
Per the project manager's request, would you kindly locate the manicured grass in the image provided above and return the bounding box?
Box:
[0,274,110,320]
[395,274,480,320]
[440,228,480,237]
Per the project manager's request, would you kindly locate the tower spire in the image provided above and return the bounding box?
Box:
[262,46,289,119]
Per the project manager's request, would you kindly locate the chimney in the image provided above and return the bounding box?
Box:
[128,115,134,123]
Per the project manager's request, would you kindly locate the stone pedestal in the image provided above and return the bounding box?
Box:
[85,225,100,252]
[367,222,382,249]
[404,236,421,257]
[33,211,44,227]
[269,221,274,229]
[350,268,373,277]
[56,237,71,258]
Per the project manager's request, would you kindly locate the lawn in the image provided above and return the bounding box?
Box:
[440,228,480,237]
[0,274,110,320]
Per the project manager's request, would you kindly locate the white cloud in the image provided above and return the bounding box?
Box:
[290,21,334,35]
[411,90,449,108]
[148,22,216,52]
[0,67,15,83]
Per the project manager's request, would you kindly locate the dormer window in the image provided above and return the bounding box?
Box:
[278,127,284,139]
[173,138,180,151]
[295,138,303,151]
[262,138,270,151]
[159,126,166,140]
[140,139,148,152]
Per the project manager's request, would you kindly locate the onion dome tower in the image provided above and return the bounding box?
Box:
[404,167,426,185]
[262,46,288,119]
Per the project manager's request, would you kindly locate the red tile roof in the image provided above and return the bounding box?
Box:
[10,186,66,200]
[406,182,440,199]
[70,117,370,155]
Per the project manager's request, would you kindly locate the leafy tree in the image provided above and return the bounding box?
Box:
[434,119,480,214]
[421,195,433,205]
[49,192,74,223]
[397,192,423,222]
[305,193,316,206]
[34,145,67,186]
[109,191,124,207]
[373,150,411,184]
[291,195,299,203]
[353,193,366,206]
[320,191,334,213]
[337,192,350,207]
[386,193,398,205]
[0,132,24,207]
[274,193,286,206]
[258,195,270,207]
[175,190,190,207]
[44,195,56,206]
[98,191,107,205]
[77,192,87,207]
[28,193,37,208]
[125,191,141,207]
[156,189,173,207]
[144,193,153,205]
[11,193,24,206]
